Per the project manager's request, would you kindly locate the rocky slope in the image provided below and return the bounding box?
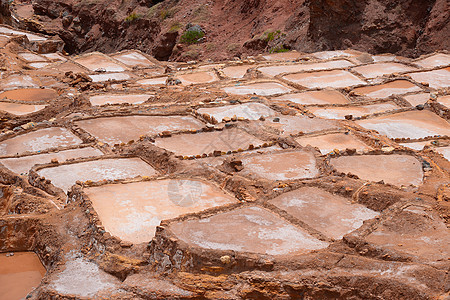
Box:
[6,0,450,60]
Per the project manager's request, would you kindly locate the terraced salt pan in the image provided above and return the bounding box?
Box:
[88,72,131,83]
[18,52,47,62]
[414,53,450,69]
[399,141,432,151]
[75,115,204,144]
[271,90,350,105]
[296,133,371,154]
[48,61,88,73]
[0,25,47,41]
[49,252,119,298]
[85,179,237,243]
[407,67,450,89]
[352,80,421,99]
[74,54,126,72]
[352,62,416,78]
[222,65,250,78]
[154,128,264,156]
[366,206,449,262]
[330,154,423,187]
[111,51,155,67]
[403,93,430,106]
[434,146,450,160]
[0,147,102,174]
[0,89,58,104]
[437,95,450,108]
[37,157,157,192]
[197,103,277,121]
[356,110,450,139]
[222,82,293,96]
[136,77,168,85]
[312,50,360,60]
[0,127,82,156]
[89,94,152,106]
[41,53,67,62]
[240,151,319,181]
[264,115,339,136]
[169,206,329,255]
[282,70,366,89]
[0,252,46,300]
[0,75,39,90]
[177,71,218,85]
[270,187,379,239]
[29,62,51,69]
[308,102,400,119]
[263,51,304,61]
[258,60,354,77]
[0,102,46,115]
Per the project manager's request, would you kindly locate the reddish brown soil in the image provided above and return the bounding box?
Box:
[5,0,449,61]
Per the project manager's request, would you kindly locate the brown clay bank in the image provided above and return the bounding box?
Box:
[84,179,237,243]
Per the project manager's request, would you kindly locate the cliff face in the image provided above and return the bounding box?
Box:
[9,0,449,60]
[0,0,12,25]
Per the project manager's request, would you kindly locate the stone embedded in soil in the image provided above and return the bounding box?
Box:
[37,157,157,192]
[169,206,329,255]
[307,102,400,120]
[263,115,339,136]
[89,94,153,106]
[84,179,237,243]
[177,71,218,85]
[0,102,47,116]
[74,53,127,72]
[414,53,450,69]
[295,132,371,154]
[0,147,103,174]
[356,110,450,140]
[403,93,430,106]
[366,206,450,262]
[351,62,416,78]
[330,154,423,187]
[0,252,46,300]
[222,82,293,96]
[258,60,354,77]
[110,51,155,68]
[48,252,120,297]
[271,89,350,105]
[197,102,277,121]
[74,115,204,144]
[270,187,379,239]
[239,150,319,181]
[407,67,450,89]
[154,128,264,156]
[0,127,82,156]
[352,80,421,99]
[282,70,366,89]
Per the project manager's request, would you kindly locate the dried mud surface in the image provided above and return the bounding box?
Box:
[0,24,449,300]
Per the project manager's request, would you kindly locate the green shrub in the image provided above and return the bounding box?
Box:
[180,30,205,44]
[124,12,141,23]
